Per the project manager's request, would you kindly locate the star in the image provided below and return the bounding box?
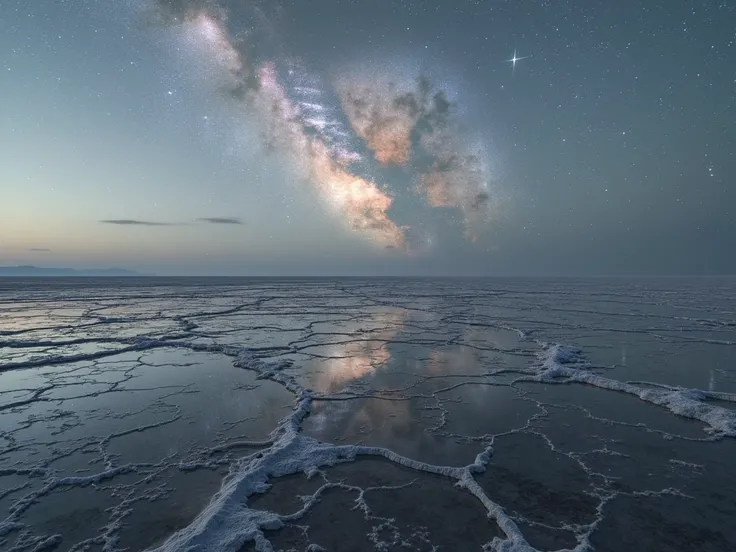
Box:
[505,49,530,72]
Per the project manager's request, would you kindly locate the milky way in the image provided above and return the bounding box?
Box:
[149,0,496,249]
[337,75,495,241]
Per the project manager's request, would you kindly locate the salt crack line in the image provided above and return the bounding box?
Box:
[530,342,736,438]
[146,350,536,552]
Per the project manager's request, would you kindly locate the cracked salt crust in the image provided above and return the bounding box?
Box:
[1,278,735,551]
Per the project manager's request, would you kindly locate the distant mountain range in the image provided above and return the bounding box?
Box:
[0,265,146,277]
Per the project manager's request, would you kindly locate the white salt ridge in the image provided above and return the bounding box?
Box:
[669,458,704,469]
[0,336,290,373]
[535,342,736,437]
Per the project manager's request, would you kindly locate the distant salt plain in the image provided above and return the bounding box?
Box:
[1,277,735,552]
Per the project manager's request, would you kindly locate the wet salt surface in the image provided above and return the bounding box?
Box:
[0,277,735,552]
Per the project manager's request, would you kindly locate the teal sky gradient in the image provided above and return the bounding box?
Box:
[1,0,734,275]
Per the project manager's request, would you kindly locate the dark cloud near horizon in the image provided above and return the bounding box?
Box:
[28,248,51,252]
[101,218,244,227]
[100,219,178,226]
[197,217,244,224]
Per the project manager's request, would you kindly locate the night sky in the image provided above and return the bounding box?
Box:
[1,0,734,275]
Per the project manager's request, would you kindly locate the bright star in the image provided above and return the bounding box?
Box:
[505,49,530,72]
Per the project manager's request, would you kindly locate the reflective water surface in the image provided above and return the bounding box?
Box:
[1,277,735,551]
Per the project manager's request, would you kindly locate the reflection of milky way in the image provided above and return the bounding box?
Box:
[151,0,499,249]
[312,309,407,394]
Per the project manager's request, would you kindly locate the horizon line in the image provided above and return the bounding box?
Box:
[2,274,735,279]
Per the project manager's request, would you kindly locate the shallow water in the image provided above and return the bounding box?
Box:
[0,277,735,551]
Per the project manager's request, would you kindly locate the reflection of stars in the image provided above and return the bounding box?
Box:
[505,49,530,72]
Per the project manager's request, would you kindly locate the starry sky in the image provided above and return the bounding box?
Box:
[1,0,734,276]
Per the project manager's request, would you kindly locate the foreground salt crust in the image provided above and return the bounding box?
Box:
[2,302,735,552]
[147,351,530,552]
[144,339,736,552]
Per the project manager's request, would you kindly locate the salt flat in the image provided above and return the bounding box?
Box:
[1,277,735,552]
